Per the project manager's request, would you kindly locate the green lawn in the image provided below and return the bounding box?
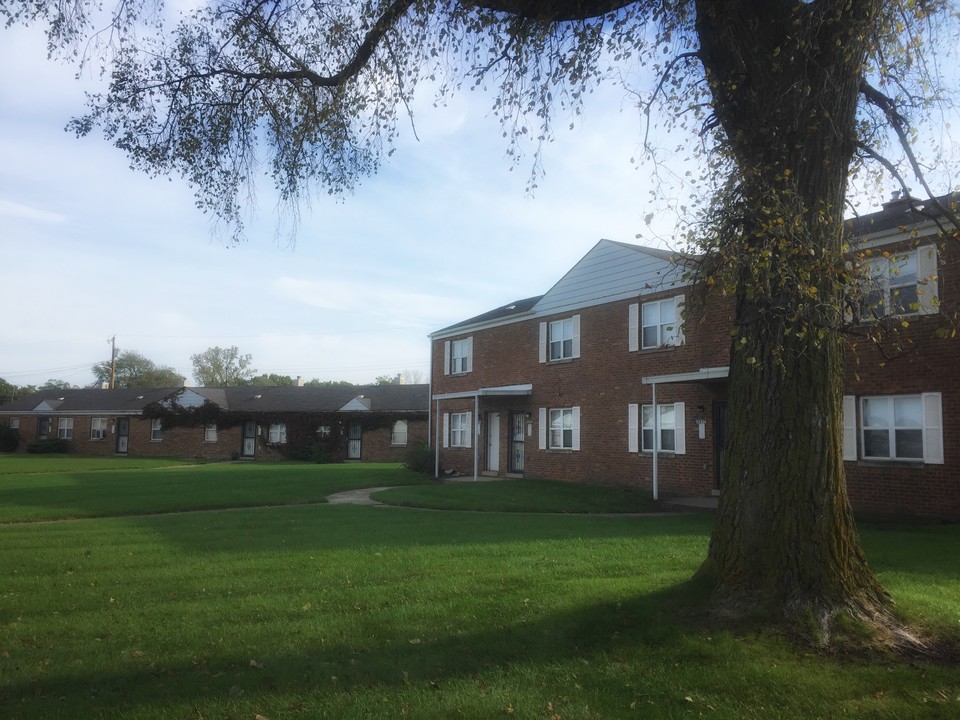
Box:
[0,460,957,719]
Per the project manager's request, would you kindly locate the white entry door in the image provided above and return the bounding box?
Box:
[487,412,500,472]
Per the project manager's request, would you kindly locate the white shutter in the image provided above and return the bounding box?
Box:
[922,392,944,464]
[539,322,548,363]
[673,402,686,455]
[442,413,450,448]
[572,315,581,359]
[628,303,640,352]
[571,406,581,451]
[842,395,857,461]
[674,295,686,346]
[538,408,547,449]
[917,245,939,315]
[465,336,474,373]
[465,412,473,449]
[628,403,639,453]
[443,341,451,376]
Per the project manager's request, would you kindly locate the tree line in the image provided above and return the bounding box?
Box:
[0,345,425,402]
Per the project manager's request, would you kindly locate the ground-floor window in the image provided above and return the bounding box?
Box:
[538,407,580,451]
[847,393,943,463]
[391,419,408,446]
[447,412,470,448]
[9,417,19,429]
[630,402,686,455]
[90,417,107,440]
[58,418,74,440]
[151,418,163,442]
[268,423,287,444]
[204,423,218,443]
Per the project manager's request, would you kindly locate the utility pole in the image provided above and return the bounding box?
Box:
[108,336,117,389]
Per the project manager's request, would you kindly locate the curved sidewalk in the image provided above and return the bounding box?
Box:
[326,486,391,506]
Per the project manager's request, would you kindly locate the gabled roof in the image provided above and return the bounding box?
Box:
[0,384,430,415]
[846,192,960,239]
[0,387,181,415]
[432,239,690,338]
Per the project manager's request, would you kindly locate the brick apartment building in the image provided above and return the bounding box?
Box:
[429,196,958,520]
[0,384,428,464]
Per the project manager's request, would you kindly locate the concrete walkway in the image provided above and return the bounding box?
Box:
[325,486,718,513]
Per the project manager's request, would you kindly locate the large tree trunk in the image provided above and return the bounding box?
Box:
[693,0,895,633]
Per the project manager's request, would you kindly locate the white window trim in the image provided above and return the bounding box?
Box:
[857,246,939,319]
[90,417,108,441]
[538,406,580,451]
[445,412,472,448]
[444,337,473,375]
[9,417,19,429]
[204,423,218,443]
[150,418,163,442]
[848,392,943,464]
[638,296,685,350]
[391,419,409,447]
[57,417,74,440]
[539,315,581,363]
[268,423,287,444]
[638,402,686,454]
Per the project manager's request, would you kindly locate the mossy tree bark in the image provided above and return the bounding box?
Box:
[693,0,893,629]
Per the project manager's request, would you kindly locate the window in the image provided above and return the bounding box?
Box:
[641,297,682,349]
[90,417,107,440]
[151,418,163,442]
[633,402,686,454]
[448,412,470,448]
[537,407,580,451]
[539,316,581,362]
[204,423,218,443]
[268,423,287,444]
[857,247,938,319]
[317,425,332,437]
[9,417,19,429]
[57,417,74,440]
[444,337,473,375]
[860,395,940,462]
[391,420,408,446]
[549,408,574,449]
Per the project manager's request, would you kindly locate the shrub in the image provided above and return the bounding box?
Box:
[404,442,434,475]
[26,438,70,454]
[0,426,20,452]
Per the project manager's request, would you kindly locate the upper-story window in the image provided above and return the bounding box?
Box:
[444,337,473,375]
[642,298,682,349]
[629,296,684,351]
[539,315,581,363]
[856,246,938,319]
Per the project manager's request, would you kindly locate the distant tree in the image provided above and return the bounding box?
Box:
[92,350,185,388]
[0,378,18,405]
[248,373,296,386]
[191,346,256,387]
[37,379,77,392]
[303,379,355,388]
[375,370,425,385]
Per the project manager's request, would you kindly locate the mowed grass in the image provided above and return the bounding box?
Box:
[0,456,430,522]
[0,460,958,720]
[374,479,659,513]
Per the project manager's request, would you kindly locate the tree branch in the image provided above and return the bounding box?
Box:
[461,0,636,21]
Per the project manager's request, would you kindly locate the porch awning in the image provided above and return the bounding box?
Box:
[642,366,728,385]
[432,384,533,401]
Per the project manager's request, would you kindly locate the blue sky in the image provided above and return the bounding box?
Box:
[0,20,687,389]
[2,16,947,389]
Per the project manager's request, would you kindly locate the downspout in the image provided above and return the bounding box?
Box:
[434,397,441,479]
[651,381,659,501]
[473,394,480,481]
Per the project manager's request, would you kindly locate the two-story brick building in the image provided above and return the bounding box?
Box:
[429,196,958,520]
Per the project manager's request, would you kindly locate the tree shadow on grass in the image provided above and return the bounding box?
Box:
[0,581,720,719]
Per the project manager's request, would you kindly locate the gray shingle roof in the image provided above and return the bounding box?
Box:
[0,385,429,415]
